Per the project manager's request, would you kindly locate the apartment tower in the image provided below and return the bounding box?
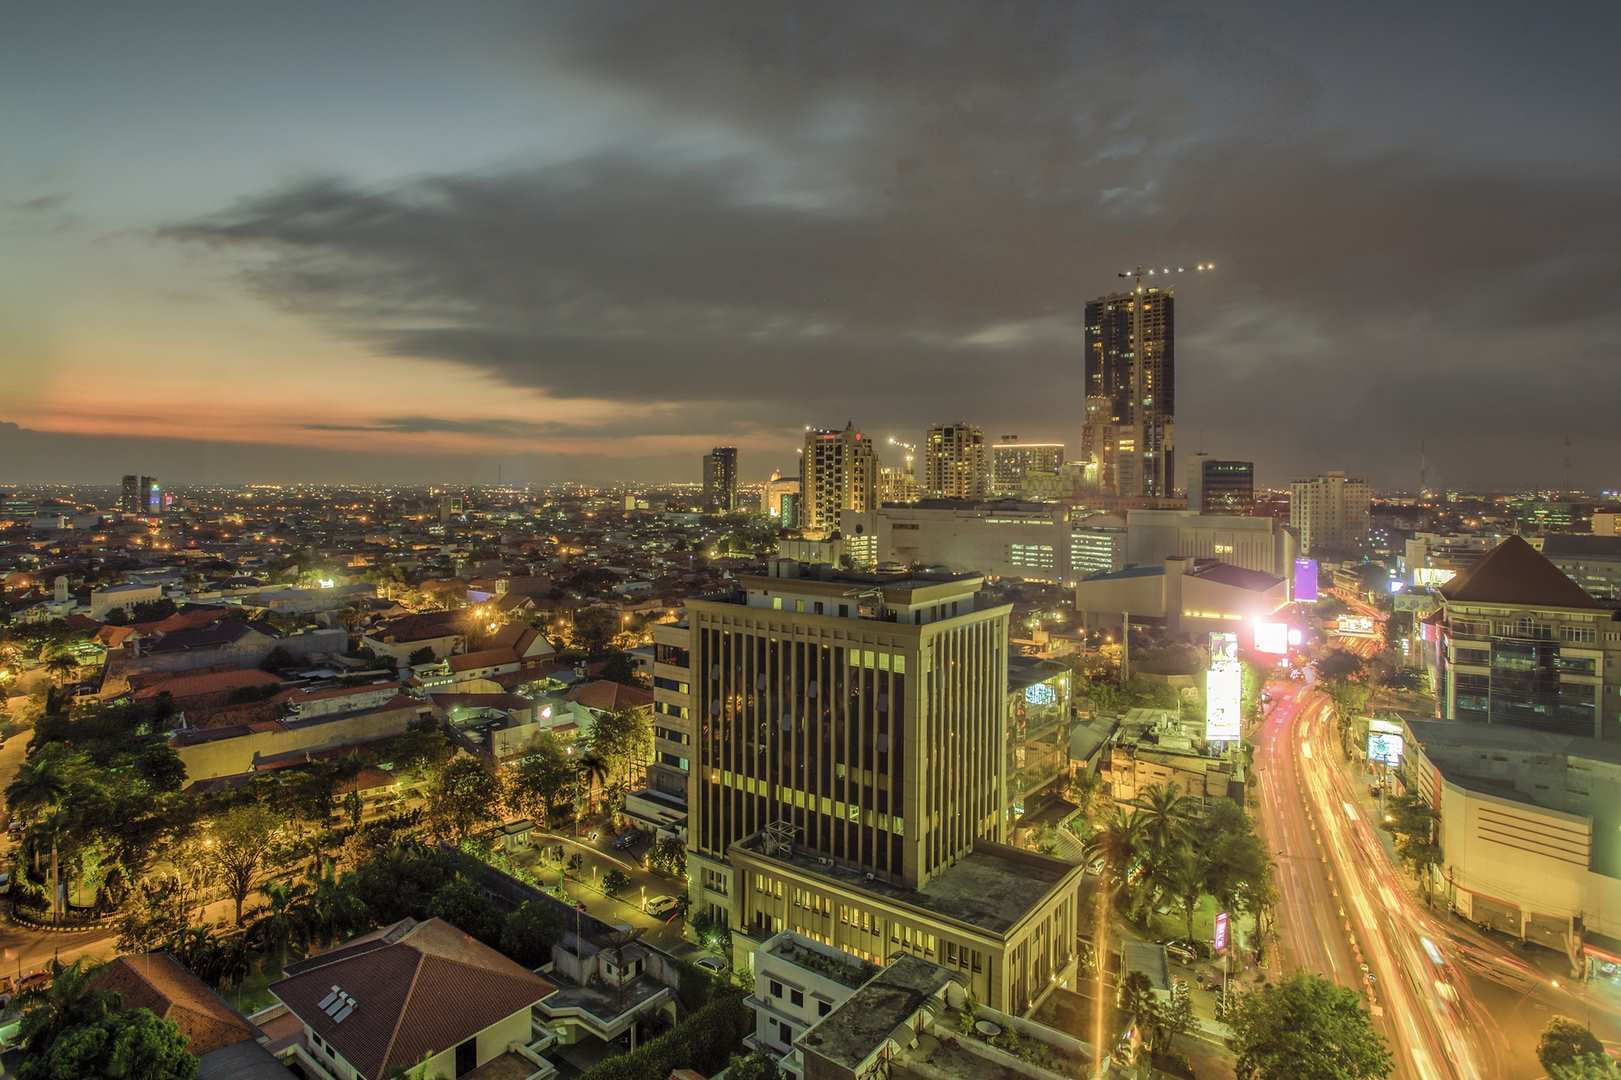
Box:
[923,422,988,500]
[802,424,876,536]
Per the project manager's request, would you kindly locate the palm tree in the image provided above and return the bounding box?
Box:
[1164,848,1206,941]
[306,873,370,948]
[1081,805,1145,911]
[16,959,118,1056]
[43,652,78,686]
[7,753,70,826]
[1135,784,1197,860]
[250,879,313,973]
[574,752,610,817]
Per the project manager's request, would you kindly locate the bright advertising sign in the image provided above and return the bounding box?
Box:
[1368,718,1404,765]
[1213,911,1230,954]
[1337,615,1377,637]
[1413,566,1457,588]
[1253,620,1288,655]
[1294,558,1320,602]
[1205,632,1242,742]
[1024,682,1057,706]
[1368,730,1405,765]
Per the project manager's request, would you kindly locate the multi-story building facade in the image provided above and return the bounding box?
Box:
[802,424,876,537]
[990,438,1065,498]
[1186,457,1254,514]
[703,447,739,513]
[923,423,988,500]
[647,621,694,805]
[680,561,1081,1014]
[841,503,1070,584]
[1124,508,1298,579]
[1535,534,1621,603]
[1082,289,1174,498]
[1289,471,1371,555]
[1432,536,1621,739]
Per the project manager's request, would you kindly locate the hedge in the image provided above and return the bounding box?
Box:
[577,991,752,1080]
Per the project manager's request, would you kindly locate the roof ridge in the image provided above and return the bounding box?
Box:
[379,945,431,1076]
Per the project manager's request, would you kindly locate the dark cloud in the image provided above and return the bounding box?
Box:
[160,1,1621,487]
[0,420,665,486]
[302,416,569,437]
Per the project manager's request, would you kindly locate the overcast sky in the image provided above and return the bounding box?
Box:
[4,1,1619,489]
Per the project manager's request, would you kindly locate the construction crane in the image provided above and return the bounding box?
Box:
[1109,261,1216,499]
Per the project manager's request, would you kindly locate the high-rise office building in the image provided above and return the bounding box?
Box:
[1290,471,1372,555]
[802,424,876,536]
[990,437,1065,497]
[679,561,1081,1012]
[120,474,162,515]
[703,447,739,513]
[1082,289,1174,497]
[923,422,987,499]
[1187,457,1255,514]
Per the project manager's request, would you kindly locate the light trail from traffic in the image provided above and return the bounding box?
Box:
[1259,677,1508,1078]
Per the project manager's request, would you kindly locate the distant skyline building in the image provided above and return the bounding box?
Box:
[1290,471,1372,555]
[702,446,739,513]
[990,437,1065,497]
[802,423,876,536]
[1082,288,1174,498]
[119,474,163,515]
[1187,456,1255,515]
[923,422,987,499]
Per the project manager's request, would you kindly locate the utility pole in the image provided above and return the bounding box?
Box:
[1112,262,1215,498]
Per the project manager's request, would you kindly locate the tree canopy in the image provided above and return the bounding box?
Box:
[1228,974,1392,1080]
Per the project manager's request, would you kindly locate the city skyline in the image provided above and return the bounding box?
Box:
[4,3,1621,489]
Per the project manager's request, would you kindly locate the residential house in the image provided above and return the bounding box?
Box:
[270,917,556,1080]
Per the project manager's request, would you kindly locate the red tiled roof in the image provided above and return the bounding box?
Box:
[449,647,519,672]
[272,918,553,1080]
[132,668,282,702]
[139,606,233,635]
[565,680,653,712]
[373,610,466,642]
[96,953,259,1057]
[1439,535,1605,610]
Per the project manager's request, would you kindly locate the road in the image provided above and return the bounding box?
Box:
[1258,678,1507,1079]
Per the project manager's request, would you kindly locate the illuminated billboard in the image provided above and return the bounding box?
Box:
[1294,558,1319,602]
[1413,566,1457,588]
[1206,631,1242,742]
[1337,615,1377,637]
[1024,683,1057,706]
[1368,730,1404,765]
[1214,911,1230,954]
[1253,620,1288,655]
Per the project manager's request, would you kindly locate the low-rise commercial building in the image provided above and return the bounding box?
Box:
[1399,718,1621,976]
[1074,556,1288,640]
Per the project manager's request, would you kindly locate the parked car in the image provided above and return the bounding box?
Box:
[645,895,682,918]
[695,956,726,976]
[1162,938,1211,964]
[613,832,640,851]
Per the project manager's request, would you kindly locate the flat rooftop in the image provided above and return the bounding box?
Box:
[1407,718,1621,771]
[735,838,1076,936]
[798,955,953,1072]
